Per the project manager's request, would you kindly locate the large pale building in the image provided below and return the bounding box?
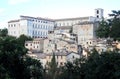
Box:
[54,8,103,27]
[55,16,97,27]
[8,8,103,38]
[8,15,54,38]
[73,21,99,45]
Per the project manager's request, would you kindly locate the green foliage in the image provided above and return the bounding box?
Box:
[109,10,120,41]
[59,57,86,79]
[69,27,73,33]
[0,65,11,79]
[96,19,110,38]
[96,10,120,40]
[0,36,43,79]
[0,28,8,37]
[47,53,57,79]
[60,50,120,79]
[109,18,120,40]
[84,52,120,79]
[17,34,33,46]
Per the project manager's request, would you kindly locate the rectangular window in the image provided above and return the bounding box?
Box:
[26,44,28,46]
[61,56,62,59]
[49,56,51,59]
[60,62,63,65]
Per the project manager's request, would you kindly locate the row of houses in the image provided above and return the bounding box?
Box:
[27,50,80,68]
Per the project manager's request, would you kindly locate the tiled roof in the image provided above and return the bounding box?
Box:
[46,51,79,56]
[34,53,46,59]
[55,26,72,30]
[8,19,20,23]
[54,16,90,21]
[77,21,99,25]
[20,15,55,22]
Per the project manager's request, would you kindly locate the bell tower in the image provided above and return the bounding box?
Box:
[95,8,104,20]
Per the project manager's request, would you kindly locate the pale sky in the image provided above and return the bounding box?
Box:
[0,0,120,28]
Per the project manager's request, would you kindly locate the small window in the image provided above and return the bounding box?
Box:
[86,42,88,44]
[73,56,74,59]
[97,10,99,14]
[26,44,28,46]
[97,15,99,18]
[11,24,13,27]
[60,62,63,65]
[49,56,51,59]
[90,42,91,44]
[61,56,62,59]
[57,62,58,65]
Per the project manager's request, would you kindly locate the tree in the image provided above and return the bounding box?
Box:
[96,19,110,38]
[59,57,86,79]
[69,27,73,33]
[25,57,44,79]
[0,28,8,37]
[109,10,120,40]
[109,10,120,18]
[59,49,120,79]
[0,36,43,79]
[47,53,57,79]
[17,34,33,46]
[84,51,120,79]
[0,65,11,79]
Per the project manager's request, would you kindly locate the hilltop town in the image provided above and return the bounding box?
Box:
[7,8,120,67]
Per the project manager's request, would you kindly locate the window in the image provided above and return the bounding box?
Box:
[90,42,91,44]
[14,31,16,34]
[11,24,13,27]
[97,15,99,18]
[97,10,99,14]
[59,23,61,26]
[72,56,74,59]
[35,24,37,28]
[60,62,63,65]
[49,56,51,59]
[26,44,28,46]
[86,42,88,44]
[61,56,62,59]
[33,24,34,28]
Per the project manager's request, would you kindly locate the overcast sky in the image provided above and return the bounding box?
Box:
[0,0,120,28]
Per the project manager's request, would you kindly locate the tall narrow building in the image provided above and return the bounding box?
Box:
[95,8,104,20]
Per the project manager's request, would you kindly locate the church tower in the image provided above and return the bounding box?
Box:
[95,8,104,20]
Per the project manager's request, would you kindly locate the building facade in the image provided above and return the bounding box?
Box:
[8,15,54,38]
[25,38,55,53]
[73,21,99,45]
[55,16,97,27]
